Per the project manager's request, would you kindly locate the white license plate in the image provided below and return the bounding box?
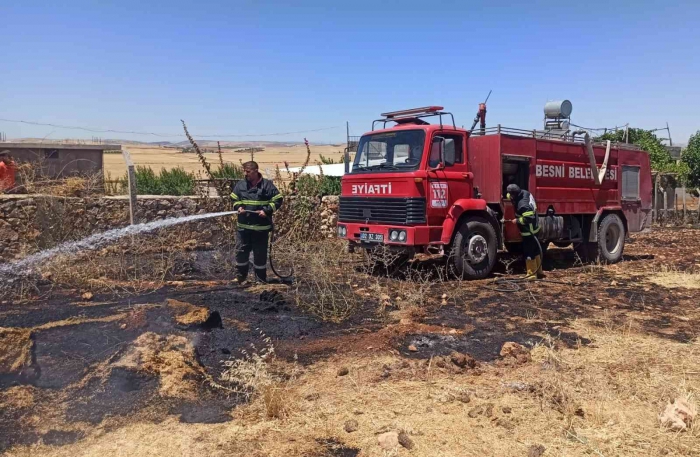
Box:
[360,232,384,242]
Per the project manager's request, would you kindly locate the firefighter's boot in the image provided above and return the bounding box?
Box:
[253,265,268,283]
[533,255,546,279]
[525,257,537,280]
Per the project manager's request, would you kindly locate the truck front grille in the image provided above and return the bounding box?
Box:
[338,197,426,225]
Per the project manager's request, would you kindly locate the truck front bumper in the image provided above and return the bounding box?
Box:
[336,222,438,247]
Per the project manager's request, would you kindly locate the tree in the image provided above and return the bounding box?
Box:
[682,131,700,189]
[596,128,676,172]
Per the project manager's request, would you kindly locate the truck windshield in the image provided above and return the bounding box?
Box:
[351,130,425,173]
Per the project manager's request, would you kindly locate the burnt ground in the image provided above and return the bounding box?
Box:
[0,227,699,453]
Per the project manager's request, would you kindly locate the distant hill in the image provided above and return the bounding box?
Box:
[5,138,342,148]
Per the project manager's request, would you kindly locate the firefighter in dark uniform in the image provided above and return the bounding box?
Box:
[506,184,545,279]
[231,161,284,283]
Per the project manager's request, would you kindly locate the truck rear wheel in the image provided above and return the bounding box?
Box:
[574,214,625,263]
[597,213,625,263]
[450,217,498,279]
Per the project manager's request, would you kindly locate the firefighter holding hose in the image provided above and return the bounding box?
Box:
[230,161,283,284]
[506,184,545,279]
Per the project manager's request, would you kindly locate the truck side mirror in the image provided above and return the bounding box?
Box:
[430,136,446,170]
[443,139,456,166]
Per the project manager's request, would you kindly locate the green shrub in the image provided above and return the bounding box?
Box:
[296,174,341,196]
[211,163,244,180]
[135,166,160,194]
[158,167,196,196]
[124,166,196,195]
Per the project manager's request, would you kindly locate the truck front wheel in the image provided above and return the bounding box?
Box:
[450,218,498,279]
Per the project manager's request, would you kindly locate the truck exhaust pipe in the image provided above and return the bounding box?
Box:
[572,130,612,186]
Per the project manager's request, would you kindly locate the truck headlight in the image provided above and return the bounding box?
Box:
[337,225,347,237]
[398,230,406,241]
[389,230,399,241]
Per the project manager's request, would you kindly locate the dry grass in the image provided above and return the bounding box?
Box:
[166,298,210,325]
[39,227,204,296]
[114,332,205,400]
[0,385,36,410]
[0,327,33,374]
[13,314,699,457]
[648,269,700,289]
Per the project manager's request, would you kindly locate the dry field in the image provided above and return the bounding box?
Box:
[103,144,347,179]
[1,227,699,456]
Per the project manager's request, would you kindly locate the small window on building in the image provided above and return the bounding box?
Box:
[44,149,59,159]
[622,165,640,200]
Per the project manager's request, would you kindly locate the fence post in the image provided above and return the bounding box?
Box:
[122,148,138,225]
[653,174,661,223]
[682,185,686,222]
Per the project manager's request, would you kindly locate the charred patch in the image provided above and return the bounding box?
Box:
[314,438,361,457]
[41,429,84,446]
[66,367,159,424]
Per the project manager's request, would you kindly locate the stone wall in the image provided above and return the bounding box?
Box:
[0,194,340,261]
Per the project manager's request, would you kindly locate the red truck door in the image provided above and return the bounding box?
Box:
[426,131,471,227]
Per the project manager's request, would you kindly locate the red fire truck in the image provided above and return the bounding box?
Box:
[337,106,652,279]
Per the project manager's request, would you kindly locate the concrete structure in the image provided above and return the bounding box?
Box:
[286,163,350,177]
[0,143,120,178]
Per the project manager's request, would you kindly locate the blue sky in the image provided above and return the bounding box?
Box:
[1,1,698,145]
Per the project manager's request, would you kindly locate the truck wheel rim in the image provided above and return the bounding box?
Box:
[467,234,488,264]
[605,224,621,254]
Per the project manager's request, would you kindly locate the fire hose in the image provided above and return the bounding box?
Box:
[483,240,574,292]
[240,210,294,282]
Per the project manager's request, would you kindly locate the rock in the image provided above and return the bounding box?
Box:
[457,391,471,403]
[81,292,94,301]
[450,351,477,369]
[304,393,320,401]
[337,367,349,376]
[499,342,531,363]
[467,403,494,418]
[0,225,19,242]
[502,406,512,414]
[659,397,697,431]
[377,431,399,450]
[408,344,418,352]
[528,444,546,457]
[495,418,515,430]
[398,431,414,450]
[344,420,358,433]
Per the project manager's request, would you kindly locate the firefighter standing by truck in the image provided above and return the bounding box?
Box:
[231,161,283,284]
[506,184,545,279]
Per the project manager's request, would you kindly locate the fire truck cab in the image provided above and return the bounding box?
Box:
[337,106,652,279]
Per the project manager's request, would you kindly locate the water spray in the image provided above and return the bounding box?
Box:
[0,211,236,278]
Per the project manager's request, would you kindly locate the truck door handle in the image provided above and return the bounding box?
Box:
[462,172,473,179]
